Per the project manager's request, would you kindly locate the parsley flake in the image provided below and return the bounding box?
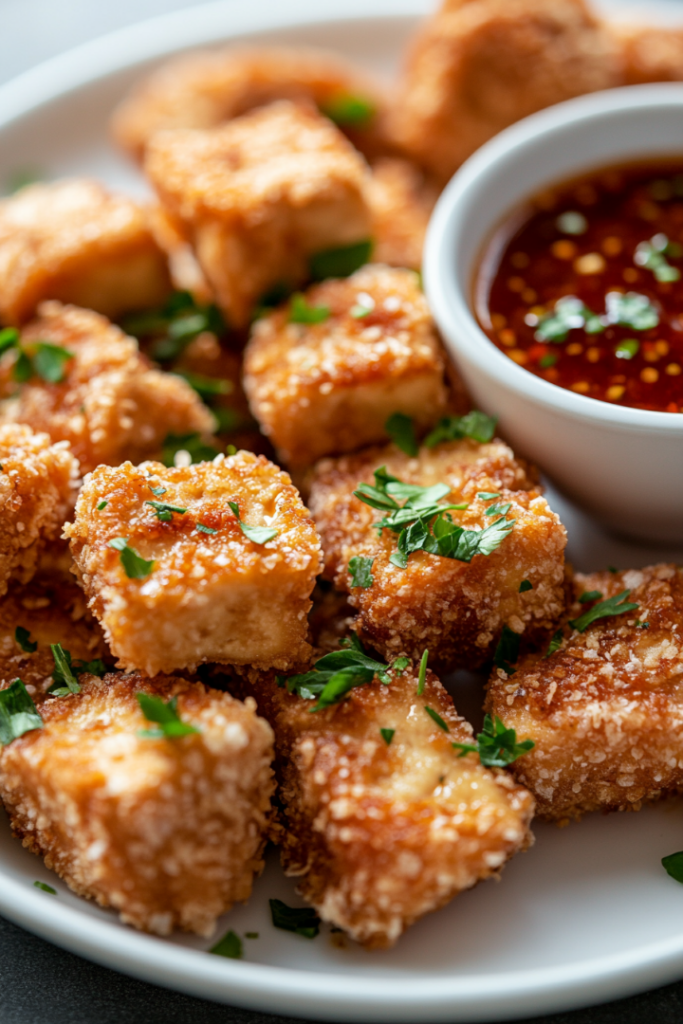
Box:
[385,412,418,456]
[425,410,497,447]
[145,500,187,522]
[544,629,564,659]
[196,523,217,535]
[452,714,534,768]
[137,693,199,739]
[96,500,108,511]
[50,643,81,695]
[494,625,520,675]
[0,327,19,355]
[392,656,410,675]
[228,501,278,544]
[31,342,73,383]
[15,627,37,653]
[478,492,500,501]
[279,632,392,711]
[485,501,512,518]
[605,291,659,331]
[569,590,639,633]
[0,679,43,744]
[210,930,242,959]
[519,579,532,593]
[348,555,374,588]
[579,589,603,604]
[634,234,681,282]
[380,728,395,745]
[535,296,605,343]
[108,537,155,579]
[309,240,373,281]
[176,371,232,400]
[288,293,330,324]
[121,290,226,362]
[662,851,683,883]
[416,648,429,696]
[424,705,449,732]
[615,338,639,360]
[33,881,56,895]
[269,898,320,939]
[635,620,650,629]
[320,94,375,127]
[149,484,167,497]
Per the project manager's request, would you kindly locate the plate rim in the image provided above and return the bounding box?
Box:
[1,0,683,1019]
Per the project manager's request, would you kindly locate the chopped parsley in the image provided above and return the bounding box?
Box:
[120,290,226,362]
[278,633,396,711]
[634,234,681,282]
[108,537,155,579]
[149,484,167,497]
[635,620,650,629]
[33,881,56,895]
[544,629,564,659]
[604,291,659,331]
[535,296,605,343]
[196,523,217,535]
[288,293,330,324]
[568,590,639,633]
[519,579,532,593]
[0,327,19,355]
[416,648,428,696]
[0,679,43,744]
[48,645,108,697]
[210,930,242,959]
[13,350,32,383]
[538,353,558,369]
[96,500,108,511]
[485,502,512,518]
[176,371,233,400]
[31,343,74,383]
[320,94,375,127]
[145,499,187,522]
[662,851,683,883]
[493,625,520,675]
[348,555,374,588]
[15,627,37,653]
[392,656,410,675]
[161,433,220,468]
[385,412,418,456]
[579,589,603,603]
[269,899,320,939]
[452,713,534,768]
[136,693,200,739]
[380,728,395,745]
[424,705,449,732]
[614,338,639,360]
[309,240,373,281]
[477,492,500,501]
[228,501,278,544]
[425,410,497,447]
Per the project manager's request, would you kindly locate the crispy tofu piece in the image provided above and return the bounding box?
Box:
[147,205,214,304]
[111,45,390,163]
[0,424,77,597]
[237,659,533,948]
[308,439,567,670]
[367,159,438,270]
[0,179,170,326]
[486,564,683,822]
[145,102,371,327]
[386,0,621,183]
[243,265,447,467]
[64,452,322,676]
[610,23,683,84]
[0,670,274,936]
[2,303,214,475]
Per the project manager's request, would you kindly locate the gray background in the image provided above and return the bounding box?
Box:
[0,0,682,1020]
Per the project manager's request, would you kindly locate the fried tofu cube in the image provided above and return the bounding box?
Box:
[2,303,214,475]
[0,424,77,597]
[486,564,683,822]
[144,101,371,327]
[367,159,438,271]
[0,179,170,326]
[111,45,390,163]
[64,452,322,676]
[237,657,533,947]
[0,671,274,936]
[308,439,567,670]
[386,0,621,183]
[243,265,447,467]
[610,23,683,84]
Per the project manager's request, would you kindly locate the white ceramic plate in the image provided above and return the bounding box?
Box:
[2,1,683,1020]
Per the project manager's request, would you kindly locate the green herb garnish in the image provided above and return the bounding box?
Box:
[424,706,449,732]
[96,500,108,511]
[50,643,80,695]
[320,94,375,127]
[605,291,659,331]
[269,898,320,939]
[519,580,532,593]
[161,433,220,467]
[15,627,37,653]
[662,851,683,883]
[137,693,199,739]
[348,555,374,588]
[145,500,187,522]
[569,590,639,633]
[228,501,278,544]
[452,713,534,768]
[0,679,43,744]
[493,624,520,675]
[538,353,558,369]
[385,412,418,456]
[535,296,605,343]
[33,881,56,894]
[210,930,242,959]
[477,492,500,501]
[121,290,225,362]
[634,234,681,282]
[309,240,373,281]
[544,629,564,658]
[149,484,167,497]
[0,327,19,355]
[485,502,512,518]
[31,343,73,383]
[425,410,497,447]
[380,728,395,745]
[176,371,233,400]
[288,293,330,324]
[416,648,429,696]
[579,589,603,603]
[108,537,155,579]
[615,339,639,360]
[279,633,395,711]
[196,523,217,535]
[13,350,32,383]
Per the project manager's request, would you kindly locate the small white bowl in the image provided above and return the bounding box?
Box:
[424,84,683,544]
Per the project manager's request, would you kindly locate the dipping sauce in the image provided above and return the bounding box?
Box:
[476,161,683,412]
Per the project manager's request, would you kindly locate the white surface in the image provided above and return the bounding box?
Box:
[424,86,683,543]
[1,1,683,1021]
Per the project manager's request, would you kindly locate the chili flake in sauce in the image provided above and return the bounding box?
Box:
[477,162,683,412]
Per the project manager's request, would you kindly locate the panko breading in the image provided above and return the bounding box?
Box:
[0,179,170,326]
[145,102,371,327]
[367,159,438,270]
[386,0,621,183]
[64,452,322,676]
[486,564,683,823]
[2,303,214,476]
[610,23,683,84]
[0,424,77,597]
[0,671,274,936]
[111,45,390,163]
[243,265,447,468]
[308,439,567,670]
[237,660,533,948]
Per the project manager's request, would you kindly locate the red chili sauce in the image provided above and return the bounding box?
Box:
[476,161,683,412]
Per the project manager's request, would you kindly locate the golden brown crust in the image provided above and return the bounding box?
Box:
[0,179,170,325]
[307,439,566,670]
[238,660,533,948]
[0,671,274,936]
[2,303,214,475]
[244,264,447,467]
[64,452,322,675]
[367,159,438,270]
[486,564,683,822]
[145,102,371,327]
[111,45,391,163]
[386,0,621,183]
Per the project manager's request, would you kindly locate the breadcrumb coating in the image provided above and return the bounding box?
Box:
[64,452,322,676]
[610,23,683,84]
[386,0,621,183]
[308,440,566,670]
[145,102,371,327]
[2,303,214,475]
[0,671,274,936]
[0,424,77,597]
[244,264,447,468]
[487,564,683,822]
[238,659,533,948]
[111,45,390,163]
[0,179,170,325]
[367,159,438,271]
